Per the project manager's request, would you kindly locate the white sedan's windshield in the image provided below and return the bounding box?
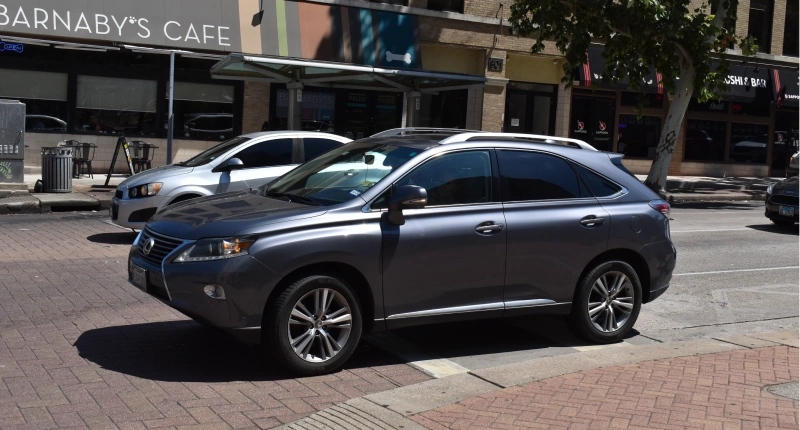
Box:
[265,142,420,206]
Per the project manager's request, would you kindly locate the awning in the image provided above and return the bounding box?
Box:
[210,53,486,93]
[772,69,799,108]
[577,46,663,94]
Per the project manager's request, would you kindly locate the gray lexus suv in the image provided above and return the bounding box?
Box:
[127,131,676,375]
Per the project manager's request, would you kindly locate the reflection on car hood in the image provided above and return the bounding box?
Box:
[146,190,326,239]
[773,176,799,194]
[119,164,193,187]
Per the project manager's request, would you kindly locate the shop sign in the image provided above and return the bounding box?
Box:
[573,120,588,134]
[772,69,799,108]
[0,41,22,53]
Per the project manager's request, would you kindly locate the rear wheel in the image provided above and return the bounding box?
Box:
[770,218,796,226]
[568,261,642,344]
[264,274,362,375]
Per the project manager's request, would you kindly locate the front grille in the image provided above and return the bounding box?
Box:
[137,227,185,266]
[769,194,799,206]
[115,190,123,199]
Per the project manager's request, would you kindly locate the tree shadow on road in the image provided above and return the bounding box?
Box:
[87,232,138,245]
[74,321,403,383]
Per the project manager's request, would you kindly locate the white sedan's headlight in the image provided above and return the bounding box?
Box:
[129,183,163,198]
[174,236,257,262]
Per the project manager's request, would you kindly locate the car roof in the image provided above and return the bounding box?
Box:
[239,131,349,140]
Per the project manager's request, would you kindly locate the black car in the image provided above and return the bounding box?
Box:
[765,176,799,225]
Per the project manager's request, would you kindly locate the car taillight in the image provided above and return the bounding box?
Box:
[649,200,670,215]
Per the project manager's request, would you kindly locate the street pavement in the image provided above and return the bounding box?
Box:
[0,202,797,429]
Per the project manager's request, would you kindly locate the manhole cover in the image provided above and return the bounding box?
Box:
[764,382,799,400]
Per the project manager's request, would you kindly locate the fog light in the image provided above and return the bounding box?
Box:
[203,285,226,300]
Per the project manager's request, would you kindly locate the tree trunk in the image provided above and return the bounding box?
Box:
[644,51,696,196]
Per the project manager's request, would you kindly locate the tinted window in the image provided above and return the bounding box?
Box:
[498,151,585,201]
[304,138,342,161]
[396,151,492,206]
[572,164,622,197]
[233,138,293,168]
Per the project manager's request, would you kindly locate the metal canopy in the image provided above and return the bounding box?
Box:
[210,53,486,93]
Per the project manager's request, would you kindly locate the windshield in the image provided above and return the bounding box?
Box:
[265,141,420,206]
[180,136,251,167]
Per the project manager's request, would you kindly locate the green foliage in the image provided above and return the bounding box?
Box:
[508,0,752,110]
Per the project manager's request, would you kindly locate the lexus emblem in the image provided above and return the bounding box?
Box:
[142,238,155,256]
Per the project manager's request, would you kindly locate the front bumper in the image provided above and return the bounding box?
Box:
[112,194,166,229]
[764,194,799,222]
[127,245,277,344]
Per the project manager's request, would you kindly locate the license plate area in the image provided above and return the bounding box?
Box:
[779,206,795,217]
[130,262,147,291]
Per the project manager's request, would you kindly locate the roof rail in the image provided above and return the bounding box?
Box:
[370,127,481,138]
[439,133,599,151]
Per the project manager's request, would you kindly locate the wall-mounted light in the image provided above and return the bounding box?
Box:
[252,0,265,27]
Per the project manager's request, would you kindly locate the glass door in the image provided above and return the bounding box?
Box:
[503,83,556,135]
[771,111,799,177]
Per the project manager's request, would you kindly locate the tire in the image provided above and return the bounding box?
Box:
[264,274,362,376]
[568,260,642,344]
[770,218,796,226]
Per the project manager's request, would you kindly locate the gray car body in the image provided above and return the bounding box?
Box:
[128,136,676,343]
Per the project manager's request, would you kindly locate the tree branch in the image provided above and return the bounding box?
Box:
[604,19,632,38]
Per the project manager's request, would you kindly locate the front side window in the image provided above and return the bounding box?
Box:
[76,76,157,136]
[395,151,493,206]
[0,69,68,133]
[266,141,421,206]
[232,138,293,168]
[498,151,588,201]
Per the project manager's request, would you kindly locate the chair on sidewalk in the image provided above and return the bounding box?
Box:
[130,141,157,173]
[73,142,96,178]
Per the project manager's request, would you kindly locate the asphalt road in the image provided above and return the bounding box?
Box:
[376,201,800,373]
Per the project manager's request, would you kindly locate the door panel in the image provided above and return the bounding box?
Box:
[505,93,528,133]
[381,150,506,325]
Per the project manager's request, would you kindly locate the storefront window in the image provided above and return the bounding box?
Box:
[0,69,68,132]
[783,0,799,57]
[731,101,770,117]
[171,82,235,141]
[274,89,336,133]
[374,92,402,134]
[617,115,661,158]
[688,99,728,113]
[620,92,664,109]
[730,123,769,163]
[76,76,157,136]
[343,91,370,140]
[420,89,468,130]
[684,119,726,161]
[570,95,615,151]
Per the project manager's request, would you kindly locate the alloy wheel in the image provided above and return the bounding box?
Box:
[587,271,635,333]
[287,288,353,363]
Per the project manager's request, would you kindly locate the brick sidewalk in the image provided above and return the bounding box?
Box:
[412,346,798,430]
[0,214,431,429]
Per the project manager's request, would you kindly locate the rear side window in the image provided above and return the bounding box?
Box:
[572,164,623,197]
[497,151,589,201]
[232,138,293,168]
[304,138,342,161]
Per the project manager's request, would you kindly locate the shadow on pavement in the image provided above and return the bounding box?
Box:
[746,224,800,235]
[671,202,761,210]
[75,321,401,383]
[87,232,138,245]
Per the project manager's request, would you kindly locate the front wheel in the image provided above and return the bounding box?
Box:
[568,261,642,344]
[264,275,362,376]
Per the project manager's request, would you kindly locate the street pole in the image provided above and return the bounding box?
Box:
[167,51,175,164]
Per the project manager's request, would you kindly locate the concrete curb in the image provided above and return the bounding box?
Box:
[278,330,799,430]
[665,192,766,203]
[0,192,101,214]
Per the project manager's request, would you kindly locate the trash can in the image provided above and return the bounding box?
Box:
[41,146,73,193]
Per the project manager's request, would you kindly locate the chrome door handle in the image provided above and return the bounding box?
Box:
[580,216,605,227]
[475,222,504,234]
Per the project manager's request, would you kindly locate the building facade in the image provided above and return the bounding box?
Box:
[0,0,797,177]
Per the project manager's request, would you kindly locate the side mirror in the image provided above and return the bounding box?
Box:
[387,185,427,225]
[214,158,245,173]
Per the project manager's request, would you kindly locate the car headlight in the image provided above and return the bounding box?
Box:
[767,184,775,194]
[129,183,163,198]
[173,236,257,262]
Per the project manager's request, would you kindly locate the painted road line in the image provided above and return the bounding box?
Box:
[675,266,799,276]
[365,332,470,378]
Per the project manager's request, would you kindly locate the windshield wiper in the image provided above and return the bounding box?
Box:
[266,191,320,206]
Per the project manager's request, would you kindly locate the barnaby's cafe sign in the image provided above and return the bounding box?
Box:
[0,0,245,52]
